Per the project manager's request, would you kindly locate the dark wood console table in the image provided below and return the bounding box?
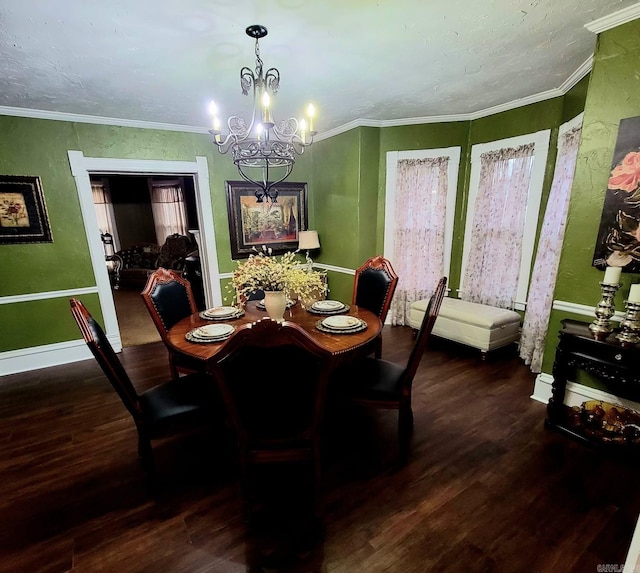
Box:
[546,319,640,447]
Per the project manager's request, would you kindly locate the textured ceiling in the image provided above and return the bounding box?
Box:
[0,0,637,134]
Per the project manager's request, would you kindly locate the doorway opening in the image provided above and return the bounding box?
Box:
[69,152,222,354]
[92,174,203,347]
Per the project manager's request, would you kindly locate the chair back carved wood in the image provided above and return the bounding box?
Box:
[209,318,333,514]
[352,256,398,323]
[141,268,201,377]
[352,255,399,358]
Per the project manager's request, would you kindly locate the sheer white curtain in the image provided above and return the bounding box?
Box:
[389,157,450,325]
[149,180,188,245]
[91,179,120,253]
[461,144,535,308]
[520,124,582,372]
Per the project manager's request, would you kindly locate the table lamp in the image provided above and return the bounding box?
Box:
[298,230,320,269]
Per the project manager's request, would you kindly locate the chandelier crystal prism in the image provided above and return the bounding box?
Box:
[209,25,316,203]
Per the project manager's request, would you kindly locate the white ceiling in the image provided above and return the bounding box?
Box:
[0,0,637,134]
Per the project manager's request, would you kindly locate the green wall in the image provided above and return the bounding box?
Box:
[0,117,228,352]
[0,25,600,359]
[541,19,640,374]
[307,128,374,302]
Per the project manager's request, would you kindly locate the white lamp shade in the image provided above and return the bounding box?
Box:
[298,230,320,250]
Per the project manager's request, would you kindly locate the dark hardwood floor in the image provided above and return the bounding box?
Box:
[2,326,640,572]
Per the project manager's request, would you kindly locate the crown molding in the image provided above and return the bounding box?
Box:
[316,61,592,141]
[0,105,209,134]
[585,2,640,33]
[558,57,593,92]
[0,56,594,140]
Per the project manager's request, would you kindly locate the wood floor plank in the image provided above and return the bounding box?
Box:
[1,326,640,572]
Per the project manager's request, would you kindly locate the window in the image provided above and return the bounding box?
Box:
[148,178,189,245]
[91,178,120,253]
[384,147,461,324]
[460,130,550,309]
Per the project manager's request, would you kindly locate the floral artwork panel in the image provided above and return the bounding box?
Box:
[0,175,53,244]
[593,116,640,272]
[0,193,30,227]
[225,181,308,259]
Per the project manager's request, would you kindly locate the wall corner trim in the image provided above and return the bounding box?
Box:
[585,3,640,34]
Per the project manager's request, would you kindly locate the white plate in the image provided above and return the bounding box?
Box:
[322,315,361,330]
[203,306,238,318]
[195,324,235,338]
[312,300,345,311]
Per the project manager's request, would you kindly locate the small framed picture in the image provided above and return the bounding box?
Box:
[0,175,53,244]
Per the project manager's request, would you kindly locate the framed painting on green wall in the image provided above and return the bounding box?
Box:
[0,175,53,244]
[225,181,308,259]
[593,116,640,272]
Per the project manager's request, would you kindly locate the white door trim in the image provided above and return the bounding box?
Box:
[67,151,222,350]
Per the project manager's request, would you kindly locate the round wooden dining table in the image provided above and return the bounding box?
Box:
[165,300,383,370]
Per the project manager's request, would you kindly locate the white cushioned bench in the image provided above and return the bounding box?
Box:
[408,297,521,356]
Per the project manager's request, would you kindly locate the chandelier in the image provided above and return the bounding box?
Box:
[208,25,316,203]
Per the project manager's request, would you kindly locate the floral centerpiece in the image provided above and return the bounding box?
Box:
[229,246,327,308]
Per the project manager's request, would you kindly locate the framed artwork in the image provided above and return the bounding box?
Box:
[0,175,53,244]
[593,115,640,271]
[225,181,308,259]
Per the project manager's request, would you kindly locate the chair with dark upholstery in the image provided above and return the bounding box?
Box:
[141,267,202,378]
[352,255,399,358]
[335,276,447,461]
[70,298,214,480]
[156,233,195,273]
[208,318,332,516]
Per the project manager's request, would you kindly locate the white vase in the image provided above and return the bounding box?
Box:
[264,290,287,322]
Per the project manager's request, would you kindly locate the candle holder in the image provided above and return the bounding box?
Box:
[615,300,640,345]
[589,282,621,339]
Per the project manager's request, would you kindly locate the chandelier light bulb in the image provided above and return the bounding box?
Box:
[261,91,272,125]
[307,103,315,133]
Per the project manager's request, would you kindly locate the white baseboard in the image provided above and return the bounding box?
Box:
[531,372,640,411]
[0,334,122,377]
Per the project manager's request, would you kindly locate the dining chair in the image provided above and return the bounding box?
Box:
[352,255,399,358]
[208,318,333,516]
[69,298,216,482]
[335,276,447,462]
[141,267,203,378]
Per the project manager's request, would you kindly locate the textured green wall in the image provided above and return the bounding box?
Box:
[562,75,590,123]
[310,129,364,269]
[305,128,380,302]
[0,52,593,355]
[0,116,225,352]
[541,20,640,374]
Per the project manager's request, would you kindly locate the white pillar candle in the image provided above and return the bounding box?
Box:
[603,266,622,284]
[629,284,640,303]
